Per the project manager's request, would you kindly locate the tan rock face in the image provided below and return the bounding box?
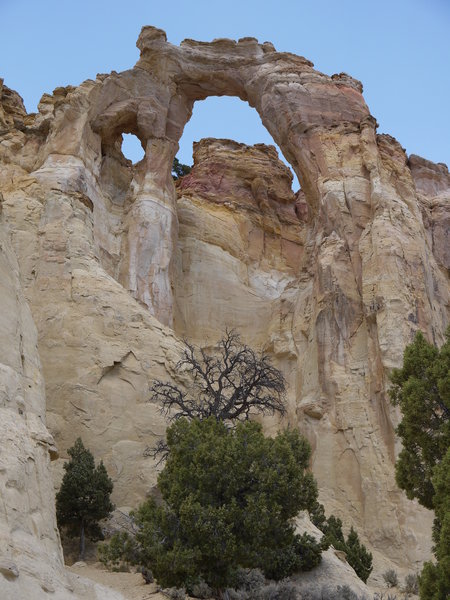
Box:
[0,220,64,599]
[0,222,126,599]
[174,139,304,345]
[409,154,450,272]
[0,25,449,590]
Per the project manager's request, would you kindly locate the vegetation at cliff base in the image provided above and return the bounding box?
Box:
[100,331,373,594]
[389,330,449,509]
[318,515,373,583]
[150,330,287,461]
[101,418,322,592]
[418,447,450,599]
[389,329,450,599]
[56,437,114,560]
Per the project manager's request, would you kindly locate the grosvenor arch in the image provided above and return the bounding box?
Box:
[34,25,373,325]
[43,25,370,209]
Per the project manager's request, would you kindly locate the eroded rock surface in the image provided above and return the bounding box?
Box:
[0,27,449,594]
[174,138,303,344]
[0,216,125,599]
[409,153,450,272]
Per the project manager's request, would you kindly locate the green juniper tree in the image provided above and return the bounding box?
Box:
[172,157,191,180]
[389,329,450,599]
[389,330,449,508]
[56,438,114,560]
[344,527,373,584]
[318,515,373,583]
[418,447,450,599]
[118,418,322,592]
[100,332,374,593]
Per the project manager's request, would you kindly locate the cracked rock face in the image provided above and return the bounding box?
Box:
[0,212,125,599]
[0,26,449,593]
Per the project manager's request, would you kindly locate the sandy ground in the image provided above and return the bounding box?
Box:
[68,562,417,600]
[67,563,169,600]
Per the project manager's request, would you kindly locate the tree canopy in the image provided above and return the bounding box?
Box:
[172,157,191,180]
[56,438,114,560]
[313,514,372,583]
[101,331,374,592]
[389,329,450,599]
[419,447,450,599]
[389,330,449,509]
[130,418,322,591]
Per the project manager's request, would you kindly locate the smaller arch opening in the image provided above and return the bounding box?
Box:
[121,133,145,164]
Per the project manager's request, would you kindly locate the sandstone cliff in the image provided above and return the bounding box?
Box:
[0,188,125,599]
[0,26,449,595]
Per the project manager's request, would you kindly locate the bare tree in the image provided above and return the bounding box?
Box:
[150,330,287,425]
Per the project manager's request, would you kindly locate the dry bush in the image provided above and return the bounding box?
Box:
[382,569,399,588]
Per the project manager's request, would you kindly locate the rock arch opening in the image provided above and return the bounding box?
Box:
[121,133,145,164]
[1,28,439,578]
[177,96,300,191]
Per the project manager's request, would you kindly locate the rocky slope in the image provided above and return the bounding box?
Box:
[0,26,449,596]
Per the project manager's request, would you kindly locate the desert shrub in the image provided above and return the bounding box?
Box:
[223,571,298,600]
[301,584,369,600]
[163,588,186,600]
[140,566,154,584]
[335,585,364,600]
[225,589,249,600]
[308,499,327,531]
[344,527,373,583]
[319,516,372,583]
[190,579,213,598]
[403,573,419,595]
[234,569,265,592]
[98,531,138,571]
[382,569,399,588]
[262,532,322,581]
[252,579,299,600]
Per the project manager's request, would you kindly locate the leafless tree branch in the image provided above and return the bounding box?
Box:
[149,331,287,458]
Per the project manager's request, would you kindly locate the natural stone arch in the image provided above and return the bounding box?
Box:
[82,26,371,326]
[176,94,299,188]
[108,26,369,203]
[89,25,370,199]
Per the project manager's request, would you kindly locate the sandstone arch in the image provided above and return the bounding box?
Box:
[69,25,370,328]
[90,25,370,203]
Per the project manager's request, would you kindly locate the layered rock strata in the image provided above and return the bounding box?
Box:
[409,154,450,273]
[0,209,124,599]
[0,27,449,595]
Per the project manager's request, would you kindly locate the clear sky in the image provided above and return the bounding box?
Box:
[1,0,449,184]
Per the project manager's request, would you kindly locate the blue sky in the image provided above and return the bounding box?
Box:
[1,0,449,183]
